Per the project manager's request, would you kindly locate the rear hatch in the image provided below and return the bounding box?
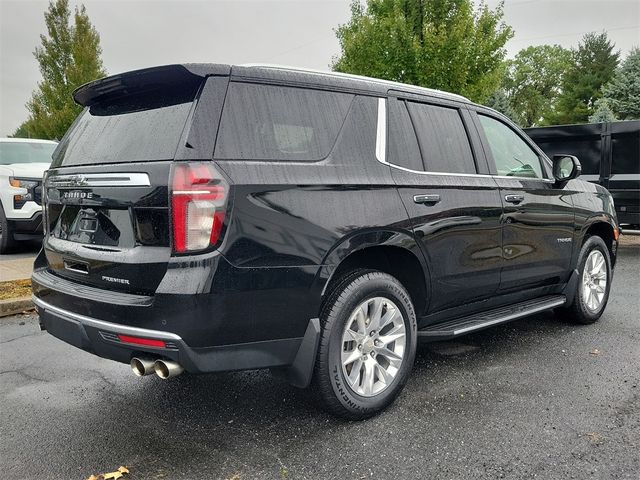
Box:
[42,65,209,295]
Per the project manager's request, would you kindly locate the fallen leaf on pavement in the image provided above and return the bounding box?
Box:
[590,349,600,356]
[86,466,129,480]
[585,432,603,444]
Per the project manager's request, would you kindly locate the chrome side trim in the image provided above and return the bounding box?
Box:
[48,173,151,188]
[379,155,554,182]
[376,98,387,163]
[377,146,555,183]
[33,295,182,341]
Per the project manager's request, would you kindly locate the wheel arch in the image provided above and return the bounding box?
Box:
[577,215,618,268]
[316,230,430,316]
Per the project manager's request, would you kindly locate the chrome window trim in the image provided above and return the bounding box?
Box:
[374,97,554,183]
[48,172,151,188]
[33,295,183,341]
[376,97,387,163]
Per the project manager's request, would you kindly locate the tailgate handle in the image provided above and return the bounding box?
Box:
[414,194,441,205]
[63,259,89,275]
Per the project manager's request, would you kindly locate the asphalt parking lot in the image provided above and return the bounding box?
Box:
[1,245,638,480]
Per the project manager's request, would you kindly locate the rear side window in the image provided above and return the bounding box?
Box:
[214,83,353,161]
[406,102,476,174]
[52,91,198,167]
[478,114,543,179]
[387,99,422,171]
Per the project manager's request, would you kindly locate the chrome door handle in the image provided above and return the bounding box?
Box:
[413,194,441,205]
[504,194,524,204]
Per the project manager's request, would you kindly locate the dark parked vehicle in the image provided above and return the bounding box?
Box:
[525,121,640,227]
[32,64,619,419]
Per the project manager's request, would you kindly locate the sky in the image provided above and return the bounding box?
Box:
[0,0,638,136]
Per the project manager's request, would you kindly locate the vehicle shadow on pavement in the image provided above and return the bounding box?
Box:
[59,311,580,477]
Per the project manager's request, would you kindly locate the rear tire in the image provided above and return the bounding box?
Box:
[560,236,612,324]
[0,204,16,254]
[313,270,417,420]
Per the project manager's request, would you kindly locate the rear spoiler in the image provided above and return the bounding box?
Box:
[73,64,231,107]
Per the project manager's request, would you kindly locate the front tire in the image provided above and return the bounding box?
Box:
[314,270,417,420]
[561,235,612,324]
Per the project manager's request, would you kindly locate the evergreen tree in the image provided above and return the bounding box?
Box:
[484,89,520,124]
[332,0,513,103]
[588,98,618,123]
[551,32,619,124]
[14,0,106,140]
[602,47,640,120]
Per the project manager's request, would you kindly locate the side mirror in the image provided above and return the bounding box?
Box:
[552,154,581,184]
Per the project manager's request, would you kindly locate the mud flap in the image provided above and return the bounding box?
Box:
[561,268,580,306]
[272,318,320,389]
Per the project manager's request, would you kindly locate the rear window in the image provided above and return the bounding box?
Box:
[214,83,353,161]
[51,91,196,167]
[0,142,56,165]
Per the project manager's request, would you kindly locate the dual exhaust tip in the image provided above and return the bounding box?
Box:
[131,357,184,379]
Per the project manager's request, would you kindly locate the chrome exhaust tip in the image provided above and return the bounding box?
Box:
[154,359,184,379]
[131,357,156,377]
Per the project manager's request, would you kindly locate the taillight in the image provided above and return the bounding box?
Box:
[170,162,228,253]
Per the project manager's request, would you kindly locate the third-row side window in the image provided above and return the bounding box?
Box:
[214,82,354,162]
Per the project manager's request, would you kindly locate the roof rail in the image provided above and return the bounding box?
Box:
[237,63,470,103]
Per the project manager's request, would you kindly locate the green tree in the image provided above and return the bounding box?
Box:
[13,0,106,140]
[551,32,619,124]
[588,98,617,123]
[501,45,572,127]
[484,88,519,123]
[332,0,514,103]
[602,47,640,120]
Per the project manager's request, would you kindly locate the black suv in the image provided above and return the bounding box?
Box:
[32,64,619,419]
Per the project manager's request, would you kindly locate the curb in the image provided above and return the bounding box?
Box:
[0,296,34,318]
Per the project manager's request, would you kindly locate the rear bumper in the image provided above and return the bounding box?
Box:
[34,294,314,374]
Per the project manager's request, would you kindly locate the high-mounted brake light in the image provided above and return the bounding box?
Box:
[171,162,228,253]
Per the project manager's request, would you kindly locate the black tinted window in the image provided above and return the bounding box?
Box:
[214,83,353,161]
[612,131,640,174]
[52,91,197,167]
[406,102,476,174]
[388,99,422,171]
[534,137,601,175]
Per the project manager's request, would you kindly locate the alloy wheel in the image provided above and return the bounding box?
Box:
[581,250,607,312]
[340,297,406,397]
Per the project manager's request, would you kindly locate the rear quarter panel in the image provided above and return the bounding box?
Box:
[212,95,417,339]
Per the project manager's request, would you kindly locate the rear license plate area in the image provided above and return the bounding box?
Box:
[53,206,135,248]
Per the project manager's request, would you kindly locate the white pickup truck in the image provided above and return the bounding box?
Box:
[0,138,57,253]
